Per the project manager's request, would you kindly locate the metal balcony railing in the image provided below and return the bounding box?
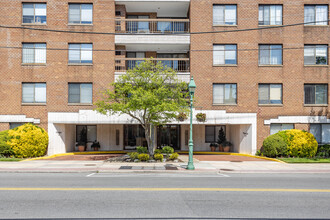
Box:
[115,19,190,34]
[115,58,190,72]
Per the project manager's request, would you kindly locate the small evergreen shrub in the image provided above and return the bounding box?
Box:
[153,153,163,161]
[138,153,150,161]
[316,145,330,158]
[154,149,162,155]
[136,146,148,154]
[0,130,14,157]
[128,152,139,160]
[284,129,318,158]
[162,146,174,154]
[169,152,179,160]
[7,123,48,158]
[262,134,287,158]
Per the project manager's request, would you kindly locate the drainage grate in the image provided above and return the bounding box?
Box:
[165,165,178,170]
[119,166,132,169]
[220,168,234,171]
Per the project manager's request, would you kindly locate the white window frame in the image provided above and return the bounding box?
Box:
[270,124,294,135]
[213,45,237,65]
[69,3,93,24]
[22,43,46,64]
[22,83,47,104]
[259,45,283,65]
[22,3,47,24]
[304,5,328,26]
[213,5,237,26]
[68,43,93,64]
[259,5,283,25]
[213,84,237,105]
[304,84,328,105]
[258,84,283,105]
[310,124,330,144]
[68,83,93,104]
[304,45,328,65]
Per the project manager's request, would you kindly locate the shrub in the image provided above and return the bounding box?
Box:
[153,153,163,161]
[154,149,162,155]
[284,129,318,158]
[7,123,48,158]
[262,133,287,158]
[316,145,330,158]
[128,152,139,160]
[138,153,150,161]
[162,146,174,154]
[0,130,14,157]
[169,152,179,160]
[255,150,263,157]
[136,146,148,154]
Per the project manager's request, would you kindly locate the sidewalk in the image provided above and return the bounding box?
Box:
[1,155,330,173]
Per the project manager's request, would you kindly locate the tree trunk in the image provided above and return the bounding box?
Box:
[145,124,156,156]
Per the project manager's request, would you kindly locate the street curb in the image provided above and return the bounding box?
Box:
[180,151,286,163]
[22,151,126,162]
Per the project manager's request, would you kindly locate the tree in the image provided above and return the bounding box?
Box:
[217,127,226,145]
[95,59,189,155]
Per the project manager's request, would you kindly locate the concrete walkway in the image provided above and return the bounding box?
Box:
[1,155,330,173]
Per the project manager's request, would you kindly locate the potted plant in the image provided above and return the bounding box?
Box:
[223,141,232,152]
[196,113,206,122]
[91,140,101,151]
[177,112,188,121]
[217,127,226,152]
[209,143,217,152]
[76,127,87,152]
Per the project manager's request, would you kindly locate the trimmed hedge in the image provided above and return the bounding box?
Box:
[0,130,14,157]
[7,123,48,158]
[262,129,318,158]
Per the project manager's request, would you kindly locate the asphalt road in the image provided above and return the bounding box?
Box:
[0,172,330,219]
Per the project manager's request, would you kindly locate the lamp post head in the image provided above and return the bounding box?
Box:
[188,76,196,95]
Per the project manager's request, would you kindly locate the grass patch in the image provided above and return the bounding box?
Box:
[278,157,330,163]
[0,157,24,162]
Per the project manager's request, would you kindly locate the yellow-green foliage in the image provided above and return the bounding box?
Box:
[138,153,150,161]
[153,153,163,161]
[169,152,179,160]
[7,123,48,158]
[283,129,318,158]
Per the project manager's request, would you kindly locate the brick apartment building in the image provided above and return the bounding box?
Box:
[0,0,329,155]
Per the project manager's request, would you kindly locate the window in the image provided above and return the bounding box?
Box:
[126,15,149,33]
[213,5,237,25]
[310,124,330,144]
[259,45,282,65]
[9,123,24,129]
[213,45,237,65]
[304,45,328,65]
[68,83,93,104]
[259,5,282,25]
[270,124,293,135]
[69,4,93,24]
[213,84,237,104]
[258,84,282,104]
[304,84,328,105]
[22,43,46,64]
[205,125,225,143]
[22,3,46,24]
[304,5,328,25]
[68,44,93,64]
[22,83,46,103]
[76,125,96,143]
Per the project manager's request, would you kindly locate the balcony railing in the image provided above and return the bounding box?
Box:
[115,19,190,34]
[115,58,190,72]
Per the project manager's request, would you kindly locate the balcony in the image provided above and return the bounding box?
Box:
[114,58,190,82]
[116,18,189,34]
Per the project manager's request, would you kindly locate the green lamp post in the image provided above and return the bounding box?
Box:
[187,76,196,170]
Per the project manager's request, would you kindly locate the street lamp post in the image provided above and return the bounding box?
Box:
[187,76,196,170]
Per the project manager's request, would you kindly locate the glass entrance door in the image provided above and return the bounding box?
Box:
[157,125,180,150]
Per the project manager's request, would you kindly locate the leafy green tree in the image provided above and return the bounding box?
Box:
[95,59,189,155]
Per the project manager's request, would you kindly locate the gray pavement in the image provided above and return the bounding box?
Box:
[0,172,330,219]
[1,158,330,173]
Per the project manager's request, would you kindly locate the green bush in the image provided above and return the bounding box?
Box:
[128,152,139,160]
[262,133,287,158]
[316,145,330,158]
[138,153,150,161]
[7,123,48,158]
[153,153,163,161]
[0,130,14,157]
[169,152,179,160]
[136,146,148,154]
[162,146,174,154]
[154,149,162,154]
